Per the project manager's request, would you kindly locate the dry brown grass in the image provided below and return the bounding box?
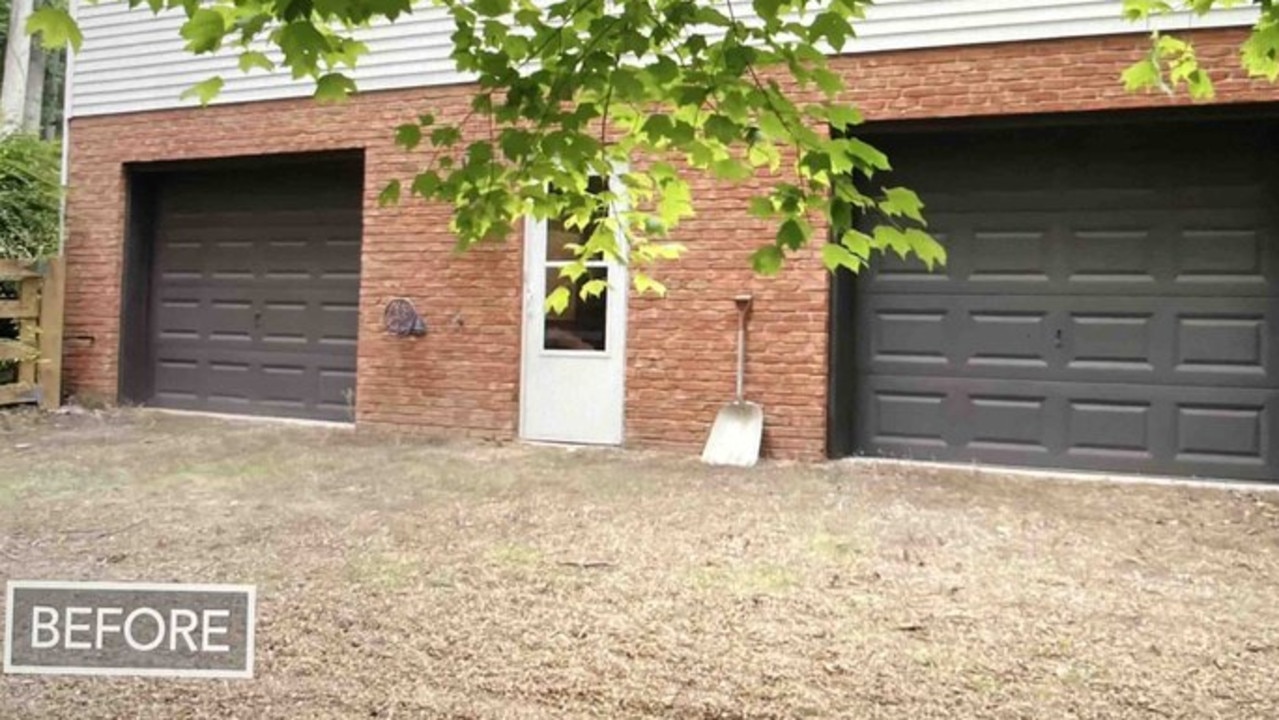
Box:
[2,408,1278,719]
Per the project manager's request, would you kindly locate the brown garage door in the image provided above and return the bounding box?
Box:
[832,117,1279,481]
[144,159,362,422]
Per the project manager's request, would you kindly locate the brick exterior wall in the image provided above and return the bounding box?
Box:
[63,28,1278,458]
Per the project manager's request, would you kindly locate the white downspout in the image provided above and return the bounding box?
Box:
[57,0,76,255]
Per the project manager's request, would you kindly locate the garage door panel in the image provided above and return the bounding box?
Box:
[150,347,356,421]
[857,293,1278,388]
[158,208,360,229]
[150,393,352,423]
[866,222,1275,297]
[841,121,1279,480]
[923,188,1176,214]
[152,288,358,347]
[966,228,1053,280]
[316,367,358,409]
[154,324,358,360]
[864,245,1273,295]
[1174,227,1269,285]
[160,169,362,213]
[880,124,1266,188]
[854,375,1278,479]
[152,358,202,404]
[1067,400,1152,459]
[157,229,360,278]
[871,248,957,285]
[151,346,356,371]
[160,279,360,297]
[1067,229,1159,282]
[207,301,256,343]
[260,237,360,278]
[146,159,362,422]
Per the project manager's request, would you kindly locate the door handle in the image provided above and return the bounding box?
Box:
[1053,328,1063,349]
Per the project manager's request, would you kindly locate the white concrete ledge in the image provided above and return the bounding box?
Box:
[138,408,355,430]
[839,456,1279,494]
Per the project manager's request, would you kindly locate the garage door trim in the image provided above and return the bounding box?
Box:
[828,107,1279,483]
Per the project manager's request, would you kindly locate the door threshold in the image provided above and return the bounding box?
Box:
[139,408,355,430]
[841,457,1278,493]
[520,438,622,450]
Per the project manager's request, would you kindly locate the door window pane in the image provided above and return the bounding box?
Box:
[544,267,608,351]
[545,176,610,262]
[546,219,591,262]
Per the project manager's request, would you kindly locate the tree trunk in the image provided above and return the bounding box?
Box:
[23,42,44,135]
[1,0,34,133]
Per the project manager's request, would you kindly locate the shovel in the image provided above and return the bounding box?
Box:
[701,294,764,467]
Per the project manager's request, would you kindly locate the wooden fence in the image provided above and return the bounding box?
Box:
[0,257,65,409]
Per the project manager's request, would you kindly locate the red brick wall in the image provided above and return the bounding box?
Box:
[835,28,1277,119]
[65,84,526,439]
[64,28,1278,458]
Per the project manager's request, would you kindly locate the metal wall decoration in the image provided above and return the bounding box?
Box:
[383,298,427,337]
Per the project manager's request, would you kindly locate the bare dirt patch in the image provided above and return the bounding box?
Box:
[2,409,1278,718]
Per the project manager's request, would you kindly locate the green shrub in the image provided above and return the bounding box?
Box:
[0,133,61,260]
[0,133,59,385]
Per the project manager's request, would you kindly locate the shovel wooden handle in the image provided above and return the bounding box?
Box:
[734,295,751,403]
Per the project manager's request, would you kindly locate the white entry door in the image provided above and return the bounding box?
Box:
[519,197,628,445]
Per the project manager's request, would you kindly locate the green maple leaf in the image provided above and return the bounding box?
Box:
[179,76,225,106]
[26,7,83,51]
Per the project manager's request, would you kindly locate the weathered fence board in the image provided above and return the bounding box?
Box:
[0,257,65,409]
[0,300,38,318]
[0,259,42,279]
[0,339,39,362]
[37,257,65,407]
[0,382,38,406]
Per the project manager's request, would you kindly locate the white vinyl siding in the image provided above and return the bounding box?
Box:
[69,0,1258,117]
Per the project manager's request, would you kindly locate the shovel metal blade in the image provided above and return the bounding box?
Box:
[701,401,764,467]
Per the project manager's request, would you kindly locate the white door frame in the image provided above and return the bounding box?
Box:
[518,178,628,445]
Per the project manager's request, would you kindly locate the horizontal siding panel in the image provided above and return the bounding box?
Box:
[74,31,454,68]
[70,0,1257,117]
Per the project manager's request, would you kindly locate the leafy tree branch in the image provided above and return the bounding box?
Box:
[1122,0,1278,98]
[21,0,1279,304]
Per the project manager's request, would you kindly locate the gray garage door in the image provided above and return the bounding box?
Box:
[836,118,1279,481]
[145,159,362,422]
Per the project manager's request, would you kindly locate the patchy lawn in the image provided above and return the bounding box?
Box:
[2,409,1278,719]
